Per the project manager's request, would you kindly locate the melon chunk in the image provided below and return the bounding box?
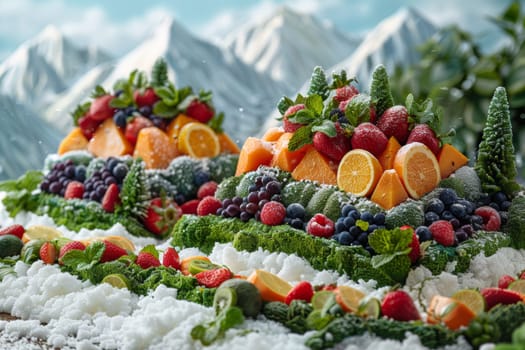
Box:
[271,132,310,172]
[166,114,199,140]
[217,132,240,154]
[261,126,285,142]
[370,169,409,210]
[438,143,469,179]
[87,119,133,158]
[292,148,337,186]
[133,127,179,169]
[58,127,88,155]
[235,137,274,176]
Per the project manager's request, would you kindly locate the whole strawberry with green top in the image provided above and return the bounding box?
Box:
[143,197,182,236]
[376,105,410,144]
[406,124,440,156]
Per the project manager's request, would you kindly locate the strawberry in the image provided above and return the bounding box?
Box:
[134,87,159,107]
[143,198,182,235]
[78,114,100,139]
[520,270,525,280]
[180,199,200,215]
[334,85,359,103]
[306,214,334,238]
[406,124,440,156]
[136,252,161,269]
[101,183,120,213]
[481,287,523,310]
[39,241,57,264]
[196,196,222,216]
[64,181,85,199]
[186,99,214,123]
[283,104,305,132]
[376,105,410,144]
[260,201,286,226]
[428,220,455,246]
[381,290,421,321]
[197,181,219,199]
[162,247,181,270]
[90,95,115,121]
[285,281,314,305]
[408,231,421,264]
[124,115,154,144]
[100,240,128,263]
[498,274,516,289]
[474,206,501,231]
[59,241,86,261]
[350,122,388,157]
[312,122,351,162]
[0,224,25,239]
[194,267,232,288]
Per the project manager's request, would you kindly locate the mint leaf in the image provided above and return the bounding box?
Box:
[141,245,159,259]
[71,102,91,125]
[208,112,224,133]
[91,85,107,98]
[60,249,86,269]
[371,249,411,268]
[85,241,105,263]
[311,119,336,137]
[288,125,313,151]
[306,95,324,115]
[368,228,413,254]
[0,171,43,192]
[288,109,316,124]
[344,94,372,126]
[277,96,294,115]
[152,101,179,117]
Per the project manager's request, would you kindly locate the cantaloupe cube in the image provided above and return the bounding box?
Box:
[217,132,240,154]
[378,136,401,170]
[292,148,337,186]
[235,137,275,176]
[271,132,310,172]
[370,169,409,210]
[134,127,179,169]
[58,127,89,155]
[166,114,199,140]
[261,126,285,142]
[438,143,469,179]
[87,119,133,158]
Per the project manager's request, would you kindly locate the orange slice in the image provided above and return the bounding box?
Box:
[247,269,292,303]
[335,285,366,313]
[427,295,476,330]
[177,122,220,158]
[337,149,383,197]
[393,142,441,199]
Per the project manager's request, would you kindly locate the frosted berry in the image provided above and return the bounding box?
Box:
[197,181,219,199]
[260,201,286,226]
[197,196,223,216]
[428,220,455,246]
[306,214,334,238]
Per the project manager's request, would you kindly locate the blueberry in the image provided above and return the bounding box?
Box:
[265,181,282,196]
[125,106,137,116]
[286,203,306,220]
[500,211,508,226]
[373,213,386,225]
[248,184,258,193]
[113,110,127,128]
[439,188,458,206]
[441,210,455,221]
[106,158,120,173]
[150,116,167,129]
[343,216,355,229]
[426,198,445,215]
[461,224,474,236]
[139,105,152,117]
[341,204,356,217]
[450,203,467,219]
[489,202,500,211]
[501,201,512,211]
[75,165,87,182]
[470,215,484,229]
[290,218,304,230]
[457,199,475,214]
[339,231,352,245]
[194,171,210,186]
[271,194,282,202]
[450,218,461,229]
[104,177,117,186]
[358,233,368,244]
[455,229,468,242]
[349,210,360,220]
[174,194,186,205]
[239,211,251,222]
[424,211,440,225]
[367,224,378,233]
[415,226,432,242]
[112,163,129,182]
[360,211,374,223]
[335,220,346,233]
[477,193,491,206]
[262,175,274,185]
[349,225,361,236]
[492,191,508,205]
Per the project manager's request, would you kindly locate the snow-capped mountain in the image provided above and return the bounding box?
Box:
[225,6,360,92]
[331,7,437,90]
[0,25,111,107]
[0,94,63,181]
[47,18,288,142]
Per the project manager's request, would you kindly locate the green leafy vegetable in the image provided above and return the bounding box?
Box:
[191,306,244,345]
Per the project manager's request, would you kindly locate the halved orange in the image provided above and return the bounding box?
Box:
[393,142,441,199]
[427,295,476,330]
[177,122,220,158]
[334,285,366,313]
[337,149,383,197]
[247,269,292,303]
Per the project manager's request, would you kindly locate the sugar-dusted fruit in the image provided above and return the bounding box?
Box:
[177,122,220,158]
[217,132,240,154]
[166,114,199,140]
[133,127,179,169]
[438,143,469,179]
[271,132,310,172]
[58,127,89,155]
[235,137,275,176]
[370,169,409,210]
[261,126,285,142]
[378,136,401,170]
[292,148,337,186]
[337,149,383,197]
[87,119,133,158]
[393,142,441,199]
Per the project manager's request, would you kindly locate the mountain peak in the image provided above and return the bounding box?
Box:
[37,25,63,42]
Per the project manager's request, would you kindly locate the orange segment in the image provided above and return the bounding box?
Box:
[247,269,292,303]
[58,127,89,155]
[217,132,240,154]
[393,142,441,199]
[177,122,220,158]
[370,169,409,210]
[335,285,365,313]
[166,114,199,140]
[337,149,383,197]
[378,136,401,170]
[427,295,476,330]
[292,148,337,186]
[438,143,469,179]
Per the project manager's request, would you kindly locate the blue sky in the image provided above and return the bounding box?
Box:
[0,0,513,60]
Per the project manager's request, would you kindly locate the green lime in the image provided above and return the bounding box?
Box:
[311,290,336,310]
[213,287,238,315]
[102,274,130,289]
[357,297,381,319]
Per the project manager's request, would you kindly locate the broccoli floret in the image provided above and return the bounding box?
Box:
[305,314,367,350]
[351,196,383,215]
[489,303,525,342]
[207,154,239,182]
[505,195,525,249]
[385,199,424,229]
[215,175,243,201]
[419,243,456,275]
[438,177,466,198]
[454,231,511,273]
[450,166,482,202]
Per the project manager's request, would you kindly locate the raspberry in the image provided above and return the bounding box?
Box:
[64,181,85,199]
[196,196,222,216]
[197,181,218,199]
[474,206,501,231]
[136,252,160,269]
[180,199,200,214]
[260,201,286,226]
[283,104,305,132]
[498,274,516,289]
[306,213,335,238]
[428,220,455,246]
[285,281,314,305]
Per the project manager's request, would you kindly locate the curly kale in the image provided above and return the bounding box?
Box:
[118,159,150,219]
[370,64,395,117]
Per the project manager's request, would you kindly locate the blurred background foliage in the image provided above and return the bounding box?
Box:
[390,0,525,179]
